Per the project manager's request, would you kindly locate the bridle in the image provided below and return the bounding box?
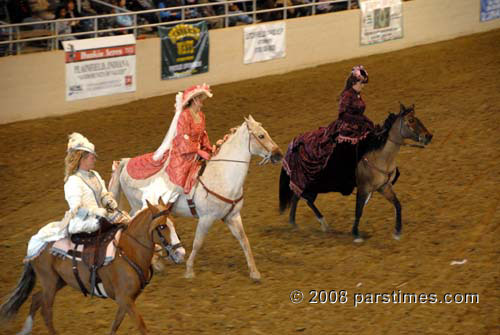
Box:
[388,116,425,149]
[118,208,181,289]
[193,123,276,219]
[123,209,182,260]
[206,122,275,164]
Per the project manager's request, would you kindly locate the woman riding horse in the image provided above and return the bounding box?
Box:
[146,84,215,205]
[283,65,374,198]
[64,133,127,234]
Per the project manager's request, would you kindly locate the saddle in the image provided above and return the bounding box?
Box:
[70,218,126,298]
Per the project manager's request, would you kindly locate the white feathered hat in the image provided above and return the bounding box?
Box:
[67,132,96,155]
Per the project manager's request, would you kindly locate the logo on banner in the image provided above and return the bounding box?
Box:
[125,75,133,86]
[360,0,403,45]
[63,35,136,101]
[159,22,209,80]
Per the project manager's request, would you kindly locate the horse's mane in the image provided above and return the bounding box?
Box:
[358,113,399,155]
[212,125,241,157]
[128,207,150,230]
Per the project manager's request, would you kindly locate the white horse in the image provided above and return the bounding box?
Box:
[109,115,283,281]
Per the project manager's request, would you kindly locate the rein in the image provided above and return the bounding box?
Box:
[188,122,274,220]
[206,122,275,165]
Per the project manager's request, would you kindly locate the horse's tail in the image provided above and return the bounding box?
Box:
[279,167,293,214]
[108,159,126,207]
[0,263,36,322]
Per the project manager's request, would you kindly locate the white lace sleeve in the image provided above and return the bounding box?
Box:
[64,176,82,211]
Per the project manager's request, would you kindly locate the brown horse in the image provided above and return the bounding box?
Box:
[0,198,176,335]
[279,103,433,242]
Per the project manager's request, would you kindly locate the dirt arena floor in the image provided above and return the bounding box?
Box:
[1,29,499,335]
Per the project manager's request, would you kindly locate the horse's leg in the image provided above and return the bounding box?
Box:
[17,291,43,335]
[224,213,261,281]
[185,216,214,279]
[38,275,64,335]
[378,185,402,240]
[118,297,147,335]
[109,304,128,335]
[289,194,299,227]
[304,194,330,232]
[352,190,370,243]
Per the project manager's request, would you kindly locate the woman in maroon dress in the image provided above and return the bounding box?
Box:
[283,65,374,196]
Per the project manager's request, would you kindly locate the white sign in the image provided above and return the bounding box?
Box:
[361,0,403,45]
[244,22,286,64]
[63,35,136,101]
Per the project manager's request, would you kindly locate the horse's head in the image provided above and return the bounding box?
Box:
[145,198,185,264]
[244,115,283,164]
[396,103,433,146]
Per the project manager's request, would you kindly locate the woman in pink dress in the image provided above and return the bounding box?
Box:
[166,84,214,194]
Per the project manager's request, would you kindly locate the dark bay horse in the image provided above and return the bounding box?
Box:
[0,199,176,335]
[279,103,433,242]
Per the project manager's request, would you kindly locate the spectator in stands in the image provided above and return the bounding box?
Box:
[7,0,32,23]
[274,0,295,19]
[55,5,76,47]
[227,1,253,26]
[315,0,333,15]
[80,0,98,15]
[64,0,92,36]
[155,0,182,23]
[198,0,223,29]
[112,0,133,33]
[126,0,159,26]
[28,0,55,20]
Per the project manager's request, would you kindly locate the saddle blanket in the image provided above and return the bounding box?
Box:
[50,230,122,266]
[127,151,169,180]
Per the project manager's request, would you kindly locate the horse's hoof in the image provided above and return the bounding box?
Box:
[353,237,364,243]
[184,269,195,279]
[152,259,165,273]
[393,233,401,241]
[320,223,331,233]
[250,270,261,282]
[289,223,298,230]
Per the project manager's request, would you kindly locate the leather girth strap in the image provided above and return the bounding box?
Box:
[197,177,244,221]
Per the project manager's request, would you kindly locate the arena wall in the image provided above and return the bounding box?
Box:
[0,0,498,124]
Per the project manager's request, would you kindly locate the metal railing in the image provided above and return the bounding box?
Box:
[0,0,355,55]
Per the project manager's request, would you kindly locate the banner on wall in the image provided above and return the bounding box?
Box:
[360,0,403,45]
[244,22,286,64]
[158,22,209,80]
[63,35,136,101]
[480,0,500,21]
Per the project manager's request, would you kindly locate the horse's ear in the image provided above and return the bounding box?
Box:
[399,101,406,112]
[158,196,165,207]
[411,103,415,111]
[145,199,154,212]
[248,114,255,122]
[244,116,249,123]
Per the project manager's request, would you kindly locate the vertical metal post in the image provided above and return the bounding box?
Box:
[283,1,287,20]
[54,22,58,50]
[16,26,20,55]
[8,26,12,55]
[312,0,316,16]
[348,0,351,10]
[224,2,229,28]
[252,0,256,23]
[133,14,137,37]
[94,17,98,38]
